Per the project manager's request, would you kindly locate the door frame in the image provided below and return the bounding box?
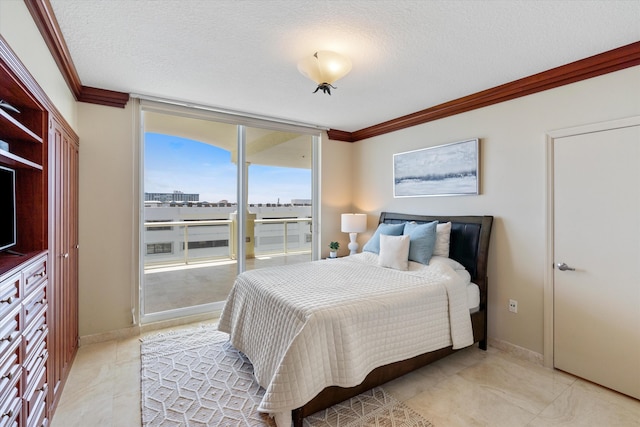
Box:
[543,115,640,368]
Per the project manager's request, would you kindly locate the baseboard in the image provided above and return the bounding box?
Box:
[139,311,220,334]
[79,325,141,346]
[488,337,544,366]
[78,311,220,346]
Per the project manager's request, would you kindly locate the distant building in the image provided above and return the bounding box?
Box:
[145,190,199,202]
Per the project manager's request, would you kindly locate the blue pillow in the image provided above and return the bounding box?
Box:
[403,221,438,264]
[362,223,405,254]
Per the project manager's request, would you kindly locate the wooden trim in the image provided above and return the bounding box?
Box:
[78,86,131,108]
[328,41,640,142]
[24,0,129,108]
[326,129,355,142]
[24,0,81,95]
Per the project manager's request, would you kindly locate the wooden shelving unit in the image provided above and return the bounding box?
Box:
[0,57,47,263]
[1,37,79,427]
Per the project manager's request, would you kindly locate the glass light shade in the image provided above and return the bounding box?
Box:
[297,50,352,85]
[341,213,367,233]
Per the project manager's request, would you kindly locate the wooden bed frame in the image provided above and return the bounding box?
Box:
[291,212,494,426]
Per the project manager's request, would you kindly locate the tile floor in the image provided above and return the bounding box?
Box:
[50,321,640,427]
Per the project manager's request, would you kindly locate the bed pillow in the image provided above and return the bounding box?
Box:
[429,255,466,271]
[433,222,452,257]
[362,222,405,254]
[378,234,410,270]
[403,221,438,264]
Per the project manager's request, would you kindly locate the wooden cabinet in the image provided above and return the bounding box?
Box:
[21,254,48,427]
[47,118,79,412]
[1,38,78,426]
[0,252,48,427]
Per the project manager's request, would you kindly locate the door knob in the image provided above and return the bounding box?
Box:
[556,262,576,271]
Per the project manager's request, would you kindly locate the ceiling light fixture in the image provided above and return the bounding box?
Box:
[297,50,352,95]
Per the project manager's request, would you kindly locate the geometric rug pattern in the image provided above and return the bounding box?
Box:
[141,325,434,427]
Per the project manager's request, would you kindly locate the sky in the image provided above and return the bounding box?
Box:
[144,133,311,204]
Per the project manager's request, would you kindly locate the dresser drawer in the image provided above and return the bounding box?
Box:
[22,283,47,330]
[24,340,46,393]
[22,256,47,296]
[26,393,46,427]
[0,273,20,321]
[24,361,46,427]
[0,373,21,427]
[0,306,20,364]
[23,315,47,368]
[0,345,20,403]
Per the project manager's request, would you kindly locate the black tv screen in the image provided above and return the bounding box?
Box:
[0,166,16,252]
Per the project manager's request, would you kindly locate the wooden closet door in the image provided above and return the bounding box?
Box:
[48,119,63,407]
[47,117,79,414]
[67,135,79,369]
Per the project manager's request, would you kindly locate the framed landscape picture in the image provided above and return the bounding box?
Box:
[393,138,479,197]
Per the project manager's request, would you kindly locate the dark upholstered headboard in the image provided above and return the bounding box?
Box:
[378,212,493,307]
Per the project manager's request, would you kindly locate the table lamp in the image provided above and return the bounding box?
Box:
[341,213,367,256]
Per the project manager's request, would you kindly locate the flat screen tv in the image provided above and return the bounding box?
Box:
[0,165,16,252]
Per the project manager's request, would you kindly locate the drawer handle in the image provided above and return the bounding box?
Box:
[38,298,47,305]
[0,335,13,343]
[0,297,13,304]
[38,325,46,332]
[2,409,11,418]
[35,271,46,278]
[37,385,46,392]
[1,372,12,380]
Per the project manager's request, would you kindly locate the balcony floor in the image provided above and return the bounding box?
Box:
[143,252,311,314]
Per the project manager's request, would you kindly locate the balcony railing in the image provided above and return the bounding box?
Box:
[143,217,312,268]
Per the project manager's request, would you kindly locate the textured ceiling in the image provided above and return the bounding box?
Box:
[49,0,640,132]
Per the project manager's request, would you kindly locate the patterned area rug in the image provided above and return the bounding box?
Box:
[141,325,434,427]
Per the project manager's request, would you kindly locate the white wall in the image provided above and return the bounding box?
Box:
[350,65,640,354]
[77,101,137,336]
[320,136,353,257]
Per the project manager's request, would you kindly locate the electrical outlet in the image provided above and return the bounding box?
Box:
[509,299,518,313]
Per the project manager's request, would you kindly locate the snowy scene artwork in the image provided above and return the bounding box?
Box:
[393,139,479,197]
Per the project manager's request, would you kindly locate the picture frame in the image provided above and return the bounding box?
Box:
[393,138,479,197]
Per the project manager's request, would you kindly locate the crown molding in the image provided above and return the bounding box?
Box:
[24,0,129,108]
[326,129,355,142]
[328,41,640,142]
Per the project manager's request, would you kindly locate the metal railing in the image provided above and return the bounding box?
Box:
[143,217,312,268]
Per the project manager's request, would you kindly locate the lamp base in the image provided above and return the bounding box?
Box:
[347,232,359,256]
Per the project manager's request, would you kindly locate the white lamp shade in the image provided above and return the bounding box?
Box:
[341,213,367,233]
[297,51,352,85]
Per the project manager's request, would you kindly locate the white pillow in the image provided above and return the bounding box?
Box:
[433,222,452,257]
[378,234,410,271]
[429,255,466,271]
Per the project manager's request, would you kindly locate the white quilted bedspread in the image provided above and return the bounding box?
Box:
[217,253,473,426]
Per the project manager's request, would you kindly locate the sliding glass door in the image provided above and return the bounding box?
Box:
[243,126,313,273]
[139,103,318,323]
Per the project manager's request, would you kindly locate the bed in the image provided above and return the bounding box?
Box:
[218,212,493,427]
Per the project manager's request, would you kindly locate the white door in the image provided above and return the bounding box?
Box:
[553,123,640,399]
